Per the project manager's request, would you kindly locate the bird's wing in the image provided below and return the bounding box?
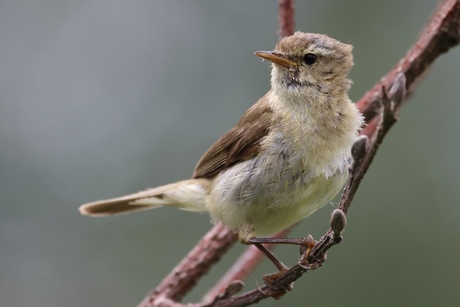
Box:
[192,93,273,179]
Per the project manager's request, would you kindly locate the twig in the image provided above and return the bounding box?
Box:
[278,0,295,39]
[137,224,236,306]
[357,0,460,123]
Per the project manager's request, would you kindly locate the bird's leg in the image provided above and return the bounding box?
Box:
[249,236,316,292]
[297,235,325,270]
[251,242,288,272]
[250,235,322,271]
[249,237,306,246]
[251,242,292,293]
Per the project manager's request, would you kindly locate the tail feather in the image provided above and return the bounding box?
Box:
[79,179,210,217]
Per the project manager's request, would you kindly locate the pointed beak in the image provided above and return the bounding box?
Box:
[255,51,297,68]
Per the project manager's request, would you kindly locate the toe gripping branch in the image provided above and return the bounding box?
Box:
[248,207,349,292]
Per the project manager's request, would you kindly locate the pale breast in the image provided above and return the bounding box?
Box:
[207,128,350,242]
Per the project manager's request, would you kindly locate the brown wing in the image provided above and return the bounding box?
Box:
[192,93,274,179]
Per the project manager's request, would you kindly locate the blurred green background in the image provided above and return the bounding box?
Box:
[1,1,459,306]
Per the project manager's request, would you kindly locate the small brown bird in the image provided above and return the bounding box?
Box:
[80,32,363,251]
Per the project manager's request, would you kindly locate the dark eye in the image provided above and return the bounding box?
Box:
[303,53,317,65]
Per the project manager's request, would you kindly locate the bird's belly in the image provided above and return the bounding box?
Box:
[248,172,347,238]
[207,158,348,242]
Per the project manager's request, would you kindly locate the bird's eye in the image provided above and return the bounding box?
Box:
[303,53,317,65]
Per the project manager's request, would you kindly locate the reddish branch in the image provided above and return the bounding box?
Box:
[278,0,295,39]
[358,0,460,124]
[137,223,236,306]
[138,0,460,306]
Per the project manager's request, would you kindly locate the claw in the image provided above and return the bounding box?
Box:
[248,234,323,295]
[298,235,326,270]
[248,241,292,297]
[261,269,292,299]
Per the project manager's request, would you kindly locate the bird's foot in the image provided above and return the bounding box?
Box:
[248,240,293,297]
[298,235,326,270]
[259,267,292,299]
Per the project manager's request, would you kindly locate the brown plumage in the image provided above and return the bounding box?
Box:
[193,95,273,179]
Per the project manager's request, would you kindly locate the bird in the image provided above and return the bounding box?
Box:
[79,32,363,256]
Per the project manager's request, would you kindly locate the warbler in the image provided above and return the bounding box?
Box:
[79,32,363,245]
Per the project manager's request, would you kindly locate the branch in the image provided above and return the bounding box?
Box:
[278,0,295,39]
[138,1,460,306]
[357,0,460,123]
[137,224,236,306]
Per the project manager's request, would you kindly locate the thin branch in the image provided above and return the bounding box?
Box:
[358,0,460,123]
[278,0,295,38]
[138,0,460,306]
[137,224,236,306]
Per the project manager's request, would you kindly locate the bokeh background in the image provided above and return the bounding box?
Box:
[1,1,459,306]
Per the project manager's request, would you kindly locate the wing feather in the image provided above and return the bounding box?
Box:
[193,93,273,179]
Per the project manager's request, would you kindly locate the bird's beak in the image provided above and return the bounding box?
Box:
[255,51,297,68]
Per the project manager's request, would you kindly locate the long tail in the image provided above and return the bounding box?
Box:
[79,178,210,216]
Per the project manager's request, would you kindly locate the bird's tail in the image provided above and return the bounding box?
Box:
[79,178,210,216]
